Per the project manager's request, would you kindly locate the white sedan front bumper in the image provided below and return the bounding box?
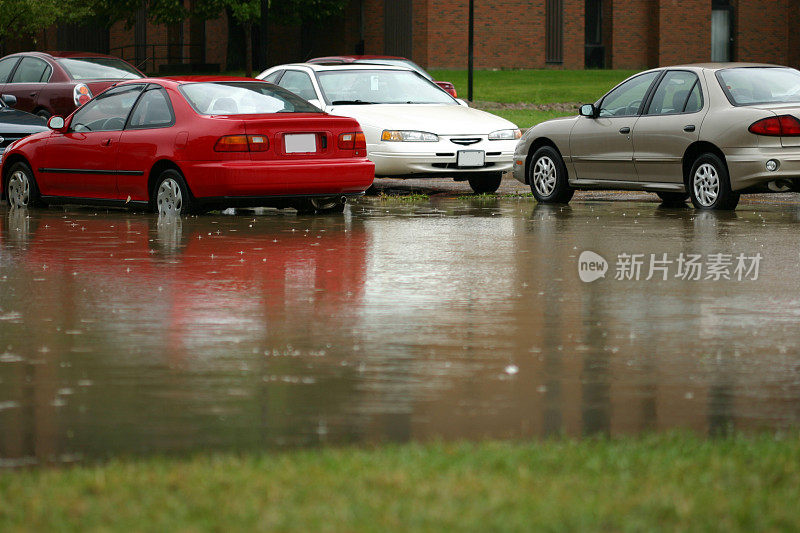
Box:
[368,136,516,177]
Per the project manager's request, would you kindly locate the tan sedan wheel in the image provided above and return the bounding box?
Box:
[688,153,739,210]
[529,145,574,204]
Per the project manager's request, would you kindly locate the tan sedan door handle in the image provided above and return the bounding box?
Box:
[684,125,696,132]
[619,127,631,134]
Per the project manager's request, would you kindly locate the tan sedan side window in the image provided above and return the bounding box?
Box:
[598,71,659,117]
[684,83,702,113]
[646,71,703,115]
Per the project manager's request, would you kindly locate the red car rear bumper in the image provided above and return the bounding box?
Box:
[181,158,375,199]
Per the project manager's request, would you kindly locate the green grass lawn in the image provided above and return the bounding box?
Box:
[483,108,576,129]
[428,69,638,104]
[2,433,798,531]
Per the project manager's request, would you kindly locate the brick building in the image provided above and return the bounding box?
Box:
[14,0,800,72]
[384,0,800,70]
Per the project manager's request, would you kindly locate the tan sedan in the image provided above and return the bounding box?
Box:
[512,63,800,210]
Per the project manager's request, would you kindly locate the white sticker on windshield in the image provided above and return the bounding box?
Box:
[371,76,379,91]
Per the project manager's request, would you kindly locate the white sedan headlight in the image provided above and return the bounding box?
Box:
[381,130,439,142]
[488,129,522,140]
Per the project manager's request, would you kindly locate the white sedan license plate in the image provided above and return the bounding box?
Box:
[457,150,485,167]
[285,133,317,153]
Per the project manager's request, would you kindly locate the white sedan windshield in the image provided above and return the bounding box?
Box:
[318,70,455,105]
[716,67,800,105]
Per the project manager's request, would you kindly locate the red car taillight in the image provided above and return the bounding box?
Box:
[338,132,366,156]
[247,135,269,152]
[73,83,92,107]
[214,135,270,152]
[748,115,800,136]
[435,81,457,98]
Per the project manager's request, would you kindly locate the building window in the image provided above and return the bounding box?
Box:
[711,0,733,61]
[384,0,413,58]
[585,0,604,68]
[546,0,563,64]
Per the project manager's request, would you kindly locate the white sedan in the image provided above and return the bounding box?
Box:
[257,63,520,193]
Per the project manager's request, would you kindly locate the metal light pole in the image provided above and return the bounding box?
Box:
[468,0,474,102]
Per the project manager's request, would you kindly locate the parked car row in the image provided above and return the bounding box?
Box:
[2,48,800,214]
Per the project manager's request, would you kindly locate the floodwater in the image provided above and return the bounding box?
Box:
[1,194,800,466]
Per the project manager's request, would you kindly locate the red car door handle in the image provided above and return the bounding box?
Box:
[102,139,113,146]
[29,92,38,97]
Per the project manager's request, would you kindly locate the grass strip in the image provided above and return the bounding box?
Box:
[428,69,639,104]
[1,432,798,532]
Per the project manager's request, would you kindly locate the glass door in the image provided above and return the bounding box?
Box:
[711,3,733,62]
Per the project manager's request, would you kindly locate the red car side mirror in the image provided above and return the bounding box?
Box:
[47,116,67,132]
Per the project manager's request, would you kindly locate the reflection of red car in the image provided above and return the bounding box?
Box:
[307,55,458,98]
[0,51,144,118]
[1,77,374,215]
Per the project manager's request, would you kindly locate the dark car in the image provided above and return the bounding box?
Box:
[307,55,458,98]
[0,51,144,118]
[0,93,47,164]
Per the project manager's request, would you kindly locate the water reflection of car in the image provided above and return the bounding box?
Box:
[514,63,800,210]
[307,55,458,97]
[258,64,520,194]
[3,208,369,354]
[1,77,374,215]
[0,94,48,162]
[0,51,144,118]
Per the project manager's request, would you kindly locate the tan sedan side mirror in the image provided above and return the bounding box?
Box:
[579,104,597,118]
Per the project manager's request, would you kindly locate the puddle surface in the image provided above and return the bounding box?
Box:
[1,198,799,465]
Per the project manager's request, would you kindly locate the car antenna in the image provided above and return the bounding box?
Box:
[135,57,151,72]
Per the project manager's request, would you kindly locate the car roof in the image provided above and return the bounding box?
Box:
[655,62,783,71]
[162,75,265,83]
[309,55,408,62]
[271,63,414,73]
[41,51,128,60]
[117,76,270,88]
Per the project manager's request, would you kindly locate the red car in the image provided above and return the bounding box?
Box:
[0,51,144,119]
[307,55,458,98]
[1,76,374,215]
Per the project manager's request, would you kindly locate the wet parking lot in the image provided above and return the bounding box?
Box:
[2,178,800,466]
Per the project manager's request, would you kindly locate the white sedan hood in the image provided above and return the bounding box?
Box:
[326,104,517,136]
